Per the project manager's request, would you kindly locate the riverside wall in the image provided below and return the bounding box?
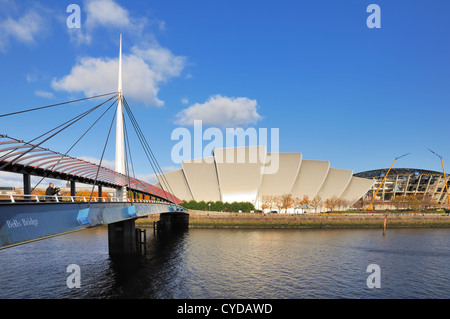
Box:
[135,210,450,229]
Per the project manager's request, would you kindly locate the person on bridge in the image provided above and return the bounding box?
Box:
[45,183,58,202]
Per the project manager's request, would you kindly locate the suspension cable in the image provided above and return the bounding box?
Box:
[124,117,136,181]
[0,95,117,170]
[28,94,117,144]
[0,91,178,204]
[126,103,177,203]
[123,103,161,196]
[123,96,177,203]
[31,98,118,193]
[123,111,133,203]
[0,92,117,118]
[0,94,117,164]
[88,105,118,206]
[124,111,141,202]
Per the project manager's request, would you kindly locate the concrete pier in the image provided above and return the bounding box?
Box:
[157,212,190,231]
[107,212,189,255]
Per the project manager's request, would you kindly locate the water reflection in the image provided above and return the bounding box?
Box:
[106,229,189,299]
[0,227,448,299]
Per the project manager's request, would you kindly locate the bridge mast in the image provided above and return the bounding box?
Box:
[115,34,126,202]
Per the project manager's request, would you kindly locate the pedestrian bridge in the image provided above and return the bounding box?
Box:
[0,133,189,253]
[0,36,189,254]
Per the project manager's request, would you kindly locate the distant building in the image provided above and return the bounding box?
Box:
[354,168,450,210]
[0,186,15,195]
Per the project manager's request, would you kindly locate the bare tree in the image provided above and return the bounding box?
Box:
[293,196,302,209]
[339,199,349,211]
[310,195,323,213]
[261,195,277,212]
[281,194,294,212]
[416,194,433,211]
[300,195,310,205]
[392,196,404,210]
[406,195,420,211]
[325,196,341,211]
[274,195,284,213]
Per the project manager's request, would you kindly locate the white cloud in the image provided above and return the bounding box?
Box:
[51,45,186,106]
[175,95,262,127]
[0,9,46,52]
[0,171,66,189]
[79,156,115,170]
[51,0,186,107]
[134,173,155,184]
[136,165,179,185]
[34,90,54,99]
[181,98,189,105]
[85,0,132,29]
[158,20,166,31]
[0,171,23,187]
[68,0,147,45]
[26,73,38,82]
[68,28,92,46]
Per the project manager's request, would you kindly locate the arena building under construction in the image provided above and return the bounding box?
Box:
[353,168,450,210]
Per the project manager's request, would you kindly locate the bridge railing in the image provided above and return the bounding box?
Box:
[0,194,110,203]
[0,194,179,205]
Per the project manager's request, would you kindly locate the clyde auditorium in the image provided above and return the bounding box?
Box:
[157,146,375,211]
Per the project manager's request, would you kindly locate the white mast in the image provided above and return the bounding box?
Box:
[115,34,126,201]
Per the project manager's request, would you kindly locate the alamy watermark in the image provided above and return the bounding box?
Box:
[366,4,381,29]
[65,3,381,29]
[66,4,81,29]
[66,264,81,289]
[366,264,381,289]
[171,120,280,174]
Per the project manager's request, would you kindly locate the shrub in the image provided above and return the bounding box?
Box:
[181,200,254,212]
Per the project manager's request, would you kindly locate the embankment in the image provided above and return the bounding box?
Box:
[135,210,450,229]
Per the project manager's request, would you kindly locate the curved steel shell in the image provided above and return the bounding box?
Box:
[161,147,374,211]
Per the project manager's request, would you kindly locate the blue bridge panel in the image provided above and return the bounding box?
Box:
[0,202,186,249]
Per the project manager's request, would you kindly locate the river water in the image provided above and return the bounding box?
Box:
[0,227,448,299]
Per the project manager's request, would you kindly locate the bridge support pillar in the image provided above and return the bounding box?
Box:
[157,212,189,231]
[98,185,103,203]
[108,219,136,255]
[23,174,31,195]
[70,181,76,197]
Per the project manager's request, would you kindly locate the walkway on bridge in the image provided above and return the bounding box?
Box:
[0,134,181,204]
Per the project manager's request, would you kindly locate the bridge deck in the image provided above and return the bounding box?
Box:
[0,201,186,249]
[0,135,182,204]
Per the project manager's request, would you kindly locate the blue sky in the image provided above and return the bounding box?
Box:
[1,0,450,186]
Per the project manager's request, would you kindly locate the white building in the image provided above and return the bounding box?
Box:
[158,146,374,212]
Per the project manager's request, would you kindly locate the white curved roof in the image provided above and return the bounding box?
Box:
[159,169,193,201]
[214,146,266,203]
[181,157,221,202]
[259,152,302,197]
[316,168,353,200]
[290,160,329,200]
[161,146,374,209]
[339,176,375,204]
